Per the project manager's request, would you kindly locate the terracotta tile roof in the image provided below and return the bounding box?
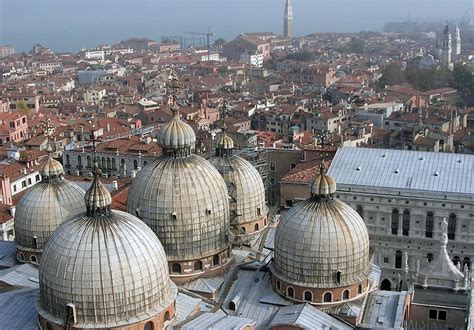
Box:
[280,159,331,184]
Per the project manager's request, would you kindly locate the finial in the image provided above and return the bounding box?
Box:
[440,218,449,248]
[404,252,409,274]
[41,118,55,154]
[317,130,330,174]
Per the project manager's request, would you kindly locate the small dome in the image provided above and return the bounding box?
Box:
[14,158,85,257]
[156,105,196,155]
[216,125,234,151]
[127,155,230,262]
[38,166,177,328]
[310,173,336,196]
[273,172,371,289]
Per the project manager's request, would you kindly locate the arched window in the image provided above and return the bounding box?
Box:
[427,253,433,263]
[66,154,70,166]
[343,290,350,300]
[101,157,106,169]
[171,263,181,274]
[464,257,471,269]
[229,301,236,311]
[453,256,460,266]
[87,155,91,168]
[143,160,148,167]
[65,304,76,326]
[402,210,410,236]
[194,260,203,271]
[381,279,392,291]
[133,159,138,170]
[32,236,38,249]
[240,227,246,234]
[395,250,403,269]
[425,212,434,238]
[335,271,342,284]
[106,157,111,169]
[144,321,154,330]
[46,323,53,330]
[323,292,332,303]
[358,284,363,294]
[356,205,363,218]
[30,255,37,263]
[287,287,294,298]
[254,223,259,231]
[269,161,276,171]
[213,254,220,267]
[78,155,83,167]
[276,280,280,290]
[304,291,313,302]
[448,214,456,240]
[391,209,399,235]
[18,252,24,261]
[164,311,171,321]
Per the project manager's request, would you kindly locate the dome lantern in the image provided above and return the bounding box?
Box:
[216,123,234,157]
[84,161,112,216]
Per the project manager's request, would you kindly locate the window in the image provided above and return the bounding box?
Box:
[402,210,410,236]
[464,257,471,269]
[270,177,276,185]
[427,253,433,263]
[453,256,460,266]
[395,250,403,269]
[65,304,76,326]
[335,271,341,284]
[383,257,389,264]
[269,161,276,171]
[254,223,259,231]
[323,292,332,303]
[46,323,53,330]
[304,291,312,302]
[448,214,456,240]
[240,227,246,234]
[28,178,31,185]
[391,209,399,235]
[290,163,296,170]
[358,284,363,294]
[33,236,38,249]
[66,154,70,166]
[134,159,138,170]
[429,309,437,320]
[425,212,434,238]
[22,181,26,188]
[194,260,203,271]
[171,263,181,274]
[144,321,154,330]
[30,255,37,263]
[257,208,261,216]
[287,287,294,298]
[429,309,447,321]
[77,155,82,167]
[213,254,220,266]
[356,205,363,219]
[276,280,280,290]
[343,290,350,300]
[286,200,293,207]
[13,185,17,192]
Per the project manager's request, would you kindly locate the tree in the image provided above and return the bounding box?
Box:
[453,64,474,98]
[213,38,226,47]
[379,63,405,87]
[285,51,316,62]
[16,100,30,114]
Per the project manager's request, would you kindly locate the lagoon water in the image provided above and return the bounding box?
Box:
[0,0,472,52]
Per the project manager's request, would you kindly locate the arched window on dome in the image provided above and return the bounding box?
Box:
[323,292,332,303]
[194,260,203,271]
[276,280,280,290]
[171,263,181,274]
[254,223,259,232]
[269,161,276,171]
[240,227,246,234]
[164,311,171,322]
[343,290,350,300]
[453,256,460,266]
[464,257,471,269]
[427,253,433,263]
[287,287,294,298]
[358,284,363,294]
[65,303,76,327]
[144,321,154,330]
[133,159,138,170]
[335,271,342,284]
[143,160,147,167]
[395,250,403,269]
[402,210,410,236]
[46,323,53,330]
[213,254,220,267]
[257,208,261,216]
[448,214,456,240]
[30,255,37,264]
[18,252,24,262]
[304,291,313,302]
[356,205,363,219]
[32,236,38,250]
[425,212,434,238]
[391,209,399,235]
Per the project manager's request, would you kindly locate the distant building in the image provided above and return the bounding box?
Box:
[453,25,462,61]
[283,0,293,38]
[441,25,453,70]
[223,35,271,62]
[0,46,14,58]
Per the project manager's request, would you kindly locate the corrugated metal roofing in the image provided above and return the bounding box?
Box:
[181,312,255,330]
[0,287,39,329]
[0,264,39,288]
[360,291,407,329]
[182,277,224,294]
[0,241,17,269]
[328,148,474,195]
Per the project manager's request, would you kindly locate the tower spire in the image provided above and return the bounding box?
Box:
[284,0,293,38]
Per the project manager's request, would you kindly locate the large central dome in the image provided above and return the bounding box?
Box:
[271,168,371,305]
[127,105,232,282]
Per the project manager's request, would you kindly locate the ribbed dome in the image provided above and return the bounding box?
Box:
[14,168,85,256]
[156,105,196,156]
[127,155,230,261]
[211,155,267,229]
[40,154,64,179]
[38,165,177,328]
[217,127,234,151]
[310,173,337,196]
[273,173,371,288]
[84,166,112,216]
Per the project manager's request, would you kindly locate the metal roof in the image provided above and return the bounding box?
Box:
[268,303,352,329]
[0,241,17,269]
[0,287,39,329]
[182,276,224,295]
[360,291,407,329]
[328,148,474,195]
[0,263,39,288]
[180,312,256,330]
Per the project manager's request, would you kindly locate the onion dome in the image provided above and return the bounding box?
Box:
[38,162,177,329]
[127,105,231,279]
[272,171,371,294]
[14,152,85,263]
[211,128,267,239]
[156,105,196,157]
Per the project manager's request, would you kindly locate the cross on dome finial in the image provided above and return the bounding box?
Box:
[167,69,181,112]
[41,118,55,153]
[317,130,330,174]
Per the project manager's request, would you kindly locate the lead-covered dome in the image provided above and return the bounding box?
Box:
[14,153,85,263]
[272,170,371,294]
[38,164,177,329]
[157,105,196,156]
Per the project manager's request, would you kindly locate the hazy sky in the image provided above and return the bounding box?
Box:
[1,0,472,52]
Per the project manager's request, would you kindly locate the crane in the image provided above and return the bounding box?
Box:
[183,27,215,57]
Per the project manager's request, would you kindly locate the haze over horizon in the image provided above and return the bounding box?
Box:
[1,0,473,52]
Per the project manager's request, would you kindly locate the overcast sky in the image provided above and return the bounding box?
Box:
[1,0,472,52]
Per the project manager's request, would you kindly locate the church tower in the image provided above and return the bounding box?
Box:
[284,0,293,38]
[453,25,461,60]
[441,24,453,70]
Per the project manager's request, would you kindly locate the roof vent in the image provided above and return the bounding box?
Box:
[394,169,399,174]
[419,157,424,161]
[457,159,463,164]
[381,154,387,158]
[356,166,361,171]
[434,171,439,177]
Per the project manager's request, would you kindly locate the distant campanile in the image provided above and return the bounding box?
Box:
[284,0,293,38]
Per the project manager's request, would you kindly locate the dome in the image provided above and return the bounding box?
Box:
[272,174,371,289]
[14,155,85,261]
[127,155,230,262]
[38,165,177,328]
[216,124,234,151]
[310,172,336,196]
[156,105,196,156]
